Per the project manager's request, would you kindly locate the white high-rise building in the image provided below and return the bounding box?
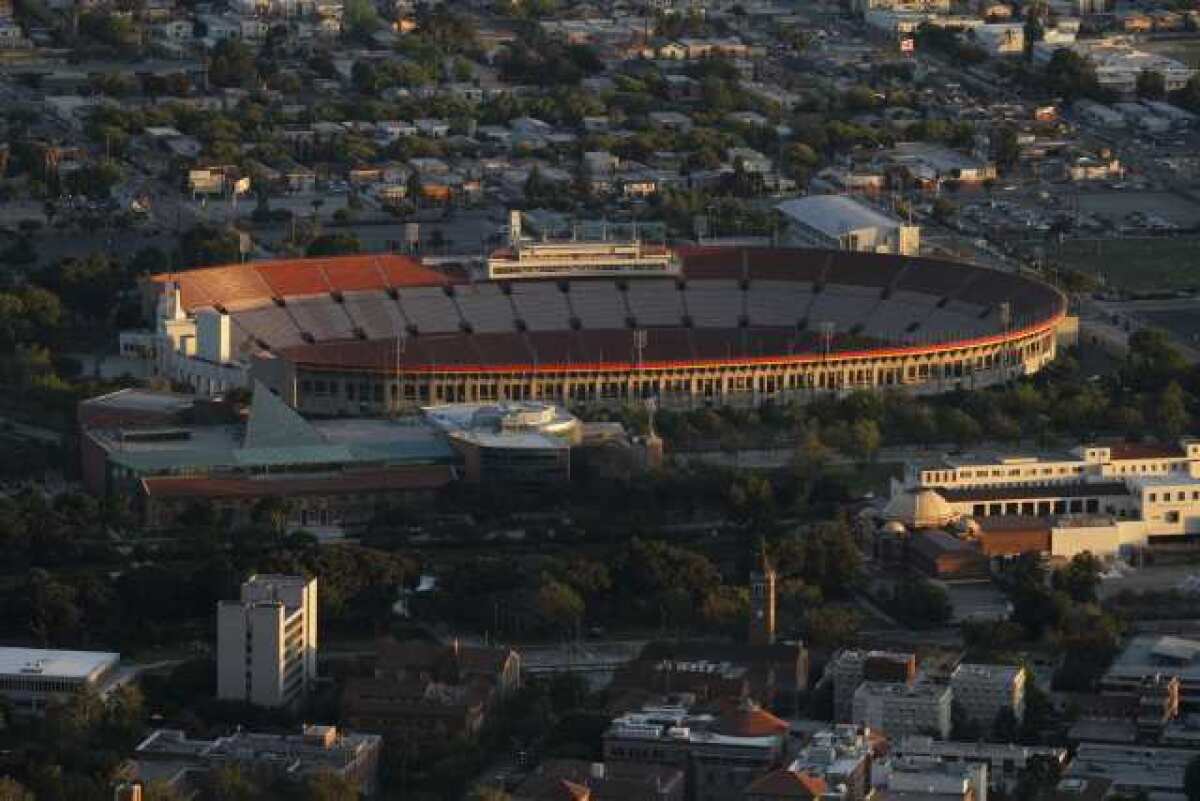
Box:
[217,575,318,708]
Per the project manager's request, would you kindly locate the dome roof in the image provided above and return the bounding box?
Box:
[883,488,957,529]
[714,697,789,738]
[880,520,908,536]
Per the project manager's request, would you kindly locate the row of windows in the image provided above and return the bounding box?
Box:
[1147,491,1200,503]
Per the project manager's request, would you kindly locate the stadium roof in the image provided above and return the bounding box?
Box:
[152,254,446,311]
[776,195,907,236]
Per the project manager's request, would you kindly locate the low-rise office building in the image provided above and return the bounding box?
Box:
[514,760,685,801]
[892,736,1068,790]
[873,755,988,801]
[1064,742,1194,799]
[604,698,788,801]
[830,650,917,723]
[852,681,952,739]
[787,725,878,801]
[1103,635,1200,713]
[950,663,1025,729]
[0,648,119,714]
[132,724,382,796]
[340,638,521,746]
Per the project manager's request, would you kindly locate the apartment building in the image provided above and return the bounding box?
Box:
[217,575,318,708]
[950,663,1026,729]
[852,681,953,739]
[830,650,917,723]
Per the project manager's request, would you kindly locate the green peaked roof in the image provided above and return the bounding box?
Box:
[243,381,326,450]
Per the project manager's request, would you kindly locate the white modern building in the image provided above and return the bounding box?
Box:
[852,681,952,739]
[776,195,920,256]
[950,663,1026,729]
[0,648,119,714]
[217,575,318,708]
[885,438,1200,557]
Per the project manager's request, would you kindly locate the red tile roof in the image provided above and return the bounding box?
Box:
[713,698,788,738]
[744,769,828,798]
[1108,442,1186,460]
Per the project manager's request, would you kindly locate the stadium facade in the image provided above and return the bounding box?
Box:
[141,247,1068,413]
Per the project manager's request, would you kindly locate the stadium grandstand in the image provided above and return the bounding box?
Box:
[139,247,1069,413]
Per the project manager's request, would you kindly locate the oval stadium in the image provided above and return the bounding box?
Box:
[145,246,1068,413]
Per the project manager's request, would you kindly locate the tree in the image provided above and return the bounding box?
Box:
[303,769,358,801]
[0,778,33,801]
[1137,69,1166,100]
[208,40,258,89]
[890,578,953,627]
[1156,381,1190,438]
[992,125,1021,173]
[344,0,382,37]
[849,418,881,463]
[1052,552,1102,604]
[466,786,512,801]
[180,224,240,267]
[206,765,258,801]
[535,577,584,636]
[306,233,361,257]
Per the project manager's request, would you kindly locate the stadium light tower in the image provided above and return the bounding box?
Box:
[820,321,835,361]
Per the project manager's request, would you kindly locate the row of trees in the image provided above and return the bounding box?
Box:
[426,524,863,644]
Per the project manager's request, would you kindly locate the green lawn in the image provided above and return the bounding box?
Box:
[1054,237,1200,292]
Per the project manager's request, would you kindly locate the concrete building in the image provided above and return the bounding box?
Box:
[341,638,521,746]
[1103,635,1200,712]
[777,195,919,256]
[0,648,119,714]
[786,725,878,800]
[830,650,917,723]
[950,663,1026,729]
[1063,742,1194,799]
[892,736,1067,790]
[217,575,318,708]
[132,724,381,796]
[604,698,788,801]
[514,759,685,801]
[852,681,953,739]
[873,755,988,801]
[422,402,580,484]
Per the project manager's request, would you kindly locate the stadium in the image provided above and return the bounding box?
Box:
[145,245,1069,413]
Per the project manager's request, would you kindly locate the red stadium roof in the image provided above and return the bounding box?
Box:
[151,254,447,310]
